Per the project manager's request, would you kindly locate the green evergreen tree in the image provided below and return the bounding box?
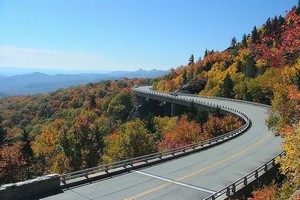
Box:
[241,85,252,101]
[21,129,33,179]
[221,73,234,98]
[245,56,258,78]
[196,110,208,132]
[242,34,248,48]
[264,18,272,36]
[186,102,197,122]
[189,54,195,65]
[204,49,209,57]
[251,26,259,44]
[89,94,97,109]
[188,68,194,80]
[0,118,6,146]
[182,69,188,85]
[236,60,243,73]
[273,16,279,33]
[231,37,237,48]
[212,106,222,118]
[143,112,156,134]
[278,15,285,27]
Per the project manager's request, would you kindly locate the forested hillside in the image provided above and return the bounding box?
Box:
[154,4,300,199]
[0,78,146,183]
[1,3,299,199]
[154,7,299,105]
[0,77,242,185]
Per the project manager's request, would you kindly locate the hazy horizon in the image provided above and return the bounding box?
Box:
[0,66,167,76]
[0,0,296,72]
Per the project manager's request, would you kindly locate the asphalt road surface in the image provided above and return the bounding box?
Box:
[42,86,283,200]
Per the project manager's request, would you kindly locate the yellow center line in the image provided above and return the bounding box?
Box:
[125,133,271,200]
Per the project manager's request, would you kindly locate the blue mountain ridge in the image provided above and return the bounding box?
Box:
[0,69,168,97]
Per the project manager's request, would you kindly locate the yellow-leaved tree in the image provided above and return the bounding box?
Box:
[102,119,157,163]
[276,85,300,198]
[32,118,71,174]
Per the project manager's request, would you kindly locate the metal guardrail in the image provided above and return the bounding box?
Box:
[61,121,250,185]
[133,86,271,109]
[203,151,285,200]
[177,91,271,109]
[60,86,253,187]
[134,88,251,122]
[135,87,284,200]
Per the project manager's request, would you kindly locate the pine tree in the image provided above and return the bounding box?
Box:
[21,129,33,179]
[204,49,209,57]
[188,68,194,80]
[241,85,252,101]
[89,94,97,109]
[182,69,188,85]
[196,110,208,132]
[264,18,272,36]
[278,15,285,27]
[245,56,257,78]
[251,26,259,44]
[242,34,248,48]
[221,73,234,98]
[186,102,197,122]
[189,54,195,65]
[231,37,237,48]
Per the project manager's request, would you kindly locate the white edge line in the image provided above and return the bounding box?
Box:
[134,170,216,194]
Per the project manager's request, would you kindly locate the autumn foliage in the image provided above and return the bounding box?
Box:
[158,114,242,151]
[0,75,243,185]
[154,9,300,107]
[253,6,300,198]
[0,142,26,184]
[158,116,203,150]
[102,119,156,163]
[0,4,299,195]
[0,79,144,184]
[248,184,277,200]
[153,4,300,198]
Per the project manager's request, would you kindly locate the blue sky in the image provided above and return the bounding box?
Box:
[0,0,297,72]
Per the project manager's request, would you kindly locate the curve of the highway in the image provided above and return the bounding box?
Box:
[43,86,283,200]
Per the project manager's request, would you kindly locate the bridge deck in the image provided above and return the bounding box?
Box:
[42,86,282,200]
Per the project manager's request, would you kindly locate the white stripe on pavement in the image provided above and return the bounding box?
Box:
[134,170,216,194]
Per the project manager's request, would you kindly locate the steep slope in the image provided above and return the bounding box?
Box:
[153,7,300,106]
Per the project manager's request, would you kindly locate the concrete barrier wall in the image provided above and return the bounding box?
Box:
[0,174,60,200]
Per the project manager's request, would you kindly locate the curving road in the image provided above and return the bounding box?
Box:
[43,86,283,200]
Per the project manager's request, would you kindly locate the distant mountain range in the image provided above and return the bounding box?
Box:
[0,69,168,97]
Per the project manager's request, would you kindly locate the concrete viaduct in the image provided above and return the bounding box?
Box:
[0,86,283,200]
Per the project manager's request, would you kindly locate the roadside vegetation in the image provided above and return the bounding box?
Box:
[0,77,242,185]
[154,3,300,198]
[0,3,299,199]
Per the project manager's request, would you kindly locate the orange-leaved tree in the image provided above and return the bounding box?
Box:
[32,118,71,174]
[277,86,300,191]
[248,184,277,200]
[158,116,202,150]
[0,142,26,184]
